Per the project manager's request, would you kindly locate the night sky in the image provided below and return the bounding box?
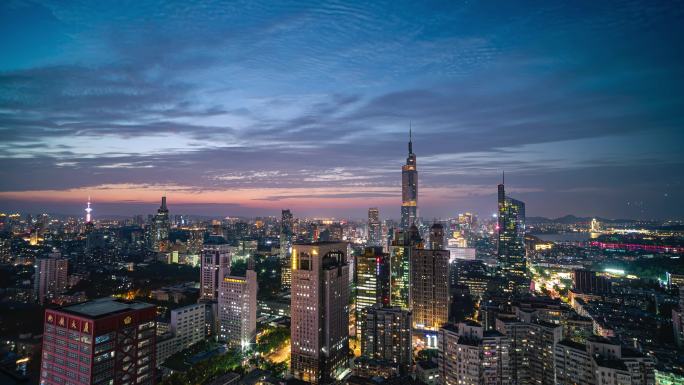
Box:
[1,1,683,219]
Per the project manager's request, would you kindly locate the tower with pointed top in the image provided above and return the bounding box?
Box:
[152,196,170,253]
[497,175,527,293]
[401,127,418,230]
[85,197,93,223]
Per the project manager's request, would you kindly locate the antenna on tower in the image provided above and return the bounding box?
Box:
[502,170,505,185]
[408,121,413,154]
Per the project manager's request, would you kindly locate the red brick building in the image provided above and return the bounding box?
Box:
[40,297,156,385]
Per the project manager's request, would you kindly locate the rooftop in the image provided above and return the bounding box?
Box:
[60,297,154,318]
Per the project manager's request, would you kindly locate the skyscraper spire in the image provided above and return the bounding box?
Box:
[502,170,505,185]
[408,122,413,154]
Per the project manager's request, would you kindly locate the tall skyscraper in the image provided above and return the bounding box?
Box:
[367,208,382,246]
[280,209,294,289]
[389,226,422,309]
[497,179,527,292]
[355,246,391,339]
[361,305,412,375]
[290,242,350,384]
[401,128,418,230]
[34,251,68,304]
[218,270,257,350]
[411,224,449,331]
[199,242,232,301]
[40,297,156,385]
[152,196,170,252]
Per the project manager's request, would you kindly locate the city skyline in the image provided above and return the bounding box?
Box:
[1,1,683,220]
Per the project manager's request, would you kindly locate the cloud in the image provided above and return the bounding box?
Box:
[0,0,683,219]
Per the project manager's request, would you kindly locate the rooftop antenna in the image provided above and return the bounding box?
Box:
[408,121,413,154]
[502,170,505,185]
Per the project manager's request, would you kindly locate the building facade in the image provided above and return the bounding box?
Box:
[367,208,382,247]
[170,303,206,350]
[199,242,232,301]
[361,305,412,375]
[497,181,527,292]
[410,246,449,330]
[35,251,68,304]
[401,130,418,230]
[218,270,257,349]
[40,297,156,385]
[438,322,511,385]
[355,246,391,339]
[280,209,294,289]
[290,242,350,384]
[151,196,170,252]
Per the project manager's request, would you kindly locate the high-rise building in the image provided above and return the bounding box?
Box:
[218,270,257,350]
[199,242,232,301]
[410,225,449,331]
[152,196,170,252]
[438,321,511,385]
[389,226,422,309]
[367,208,382,247]
[361,305,412,375]
[280,209,294,289]
[34,251,68,304]
[401,128,418,230]
[40,297,156,385]
[497,179,527,292]
[355,247,391,339]
[290,242,350,384]
[170,303,206,350]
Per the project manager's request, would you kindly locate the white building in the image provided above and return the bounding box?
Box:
[170,303,206,350]
[438,321,511,385]
[218,270,257,349]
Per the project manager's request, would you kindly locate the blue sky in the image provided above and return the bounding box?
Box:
[1,0,683,219]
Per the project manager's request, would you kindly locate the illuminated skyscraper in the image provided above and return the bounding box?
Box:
[367,208,381,246]
[401,128,418,230]
[411,224,449,331]
[218,270,257,350]
[280,209,294,289]
[354,246,390,339]
[152,196,170,252]
[497,178,527,292]
[290,242,350,384]
[389,226,422,309]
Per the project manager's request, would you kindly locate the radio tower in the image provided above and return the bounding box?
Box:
[85,197,92,223]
